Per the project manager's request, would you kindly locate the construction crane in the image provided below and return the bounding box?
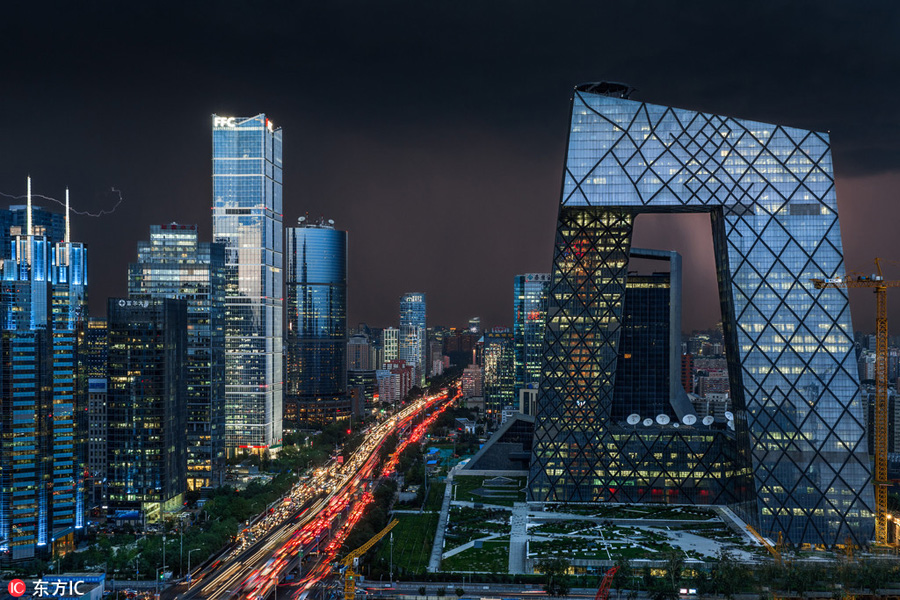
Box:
[812,258,900,546]
[594,566,619,600]
[339,519,399,600]
[746,525,782,564]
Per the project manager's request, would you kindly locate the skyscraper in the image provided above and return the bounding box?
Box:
[106,298,187,522]
[285,217,348,423]
[529,82,874,546]
[483,328,515,423]
[128,224,226,489]
[0,180,87,560]
[513,273,550,397]
[399,293,426,385]
[212,114,283,454]
[383,327,399,365]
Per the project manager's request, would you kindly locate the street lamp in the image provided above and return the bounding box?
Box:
[187,548,201,587]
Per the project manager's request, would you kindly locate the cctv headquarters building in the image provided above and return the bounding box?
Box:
[528,83,875,547]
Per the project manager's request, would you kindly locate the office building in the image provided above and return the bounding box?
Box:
[285,217,348,423]
[348,334,371,371]
[514,273,550,395]
[399,293,426,385]
[0,181,87,560]
[86,378,107,510]
[529,83,874,546]
[383,327,399,365]
[0,204,65,258]
[483,328,515,423]
[611,250,687,422]
[212,114,283,454]
[106,298,187,522]
[461,364,483,399]
[127,223,226,490]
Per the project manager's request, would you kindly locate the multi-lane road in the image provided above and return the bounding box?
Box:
[164,387,457,600]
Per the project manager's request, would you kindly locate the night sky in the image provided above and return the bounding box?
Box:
[2,2,898,332]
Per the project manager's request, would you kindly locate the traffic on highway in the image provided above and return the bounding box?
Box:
[170,385,458,600]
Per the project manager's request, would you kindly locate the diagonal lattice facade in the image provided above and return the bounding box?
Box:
[529,83,875,546]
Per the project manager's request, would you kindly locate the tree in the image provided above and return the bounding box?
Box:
[648,552,684,600]
[711,549,744,599]
[538,557,571,597]
[612,557,633,600]
[418,587,427,597]
[455,588,465,598]
[436,587,446,597]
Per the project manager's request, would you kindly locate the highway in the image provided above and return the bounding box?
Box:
[164,387,458,600]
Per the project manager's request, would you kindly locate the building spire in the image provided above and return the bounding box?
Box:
[65,188,70,243]
[26,176,32,236]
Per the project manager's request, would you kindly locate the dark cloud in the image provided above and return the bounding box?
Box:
[1,1,898,330]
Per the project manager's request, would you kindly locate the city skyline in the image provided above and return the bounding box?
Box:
[1,3,898,332]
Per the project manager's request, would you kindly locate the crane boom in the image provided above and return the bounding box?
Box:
[812,258,898,546]
[746,525,781,564]
[341,519,399,600]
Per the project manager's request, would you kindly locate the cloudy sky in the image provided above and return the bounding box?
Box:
[1,1,897,331]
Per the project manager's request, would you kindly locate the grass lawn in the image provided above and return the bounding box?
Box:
[454,476,526,507]
[441,538,510,573]
[424,482,445,512]
[372,513,439,575]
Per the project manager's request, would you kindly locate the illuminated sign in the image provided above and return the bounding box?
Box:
[213,116,236,128]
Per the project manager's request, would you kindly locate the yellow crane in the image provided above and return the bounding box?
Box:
[340,519,399,600]
[812,258,900,546]
[746,524,782,564]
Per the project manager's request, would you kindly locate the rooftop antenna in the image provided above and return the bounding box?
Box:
[26,176,32,236]
[65,188,70,243]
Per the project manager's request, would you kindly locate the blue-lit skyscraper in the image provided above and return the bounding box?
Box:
[128,224,226,489]
[285,217,348,423]
[0,180,87,560]
[529,82,874,547]
[399,293,426,386]
[212,114,283,454]
[513,273,550,398]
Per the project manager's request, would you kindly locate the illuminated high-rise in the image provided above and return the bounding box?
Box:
[529,83,874,546]
[0,180,87,560]
[399,293,426,385]
[212,114,283,454]
[513,273,550,398]
[285,217,348,423]
[128,224,226,489]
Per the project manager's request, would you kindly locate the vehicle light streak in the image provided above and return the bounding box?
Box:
[229,388,459,600]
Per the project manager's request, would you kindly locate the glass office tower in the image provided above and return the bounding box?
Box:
[106,298,187,523]
[399,293,427,385]
[513,273,550,397]
[0,182,87,560]
[483,328,515,423]
[285,217,348,423]
[529,82,874,546]
[212,114,283,453]
[128,224,226,489]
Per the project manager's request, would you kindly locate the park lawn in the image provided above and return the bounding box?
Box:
[453,476,526,507]
[372,513,439,576]
[441,538,510,573]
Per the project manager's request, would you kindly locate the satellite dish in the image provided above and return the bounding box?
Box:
[627,414,641,425]
[642,418,653,427]
[673,423,680,429]
[328,219,335,225]
[656,414,670,426]
[682,414,697,426]
[727,420,736,431]
[298,215,306,222]
[702,416,715,426]
[724,411,734,421]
